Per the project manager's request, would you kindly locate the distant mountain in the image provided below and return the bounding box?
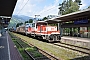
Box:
[12,15,34,22]
[8,15,43,28]
[8,15,34,28]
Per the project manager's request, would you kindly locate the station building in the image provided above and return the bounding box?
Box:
[0,0,17,36]
[45,8,90,38]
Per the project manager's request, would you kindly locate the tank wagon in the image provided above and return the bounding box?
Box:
[16,21,61,42]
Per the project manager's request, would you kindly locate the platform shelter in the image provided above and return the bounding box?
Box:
[45,8,90,38]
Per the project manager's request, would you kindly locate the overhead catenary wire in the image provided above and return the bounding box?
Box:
[16,0,29,15]
[16,0,24,15]
[39,5,59,15]
[15,0,59,18]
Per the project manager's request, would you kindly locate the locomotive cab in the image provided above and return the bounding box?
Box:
[32,21,61,42]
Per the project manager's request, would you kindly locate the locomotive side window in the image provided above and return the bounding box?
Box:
[32,23,35,27]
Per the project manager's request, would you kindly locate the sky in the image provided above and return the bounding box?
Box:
[13,0,90,18]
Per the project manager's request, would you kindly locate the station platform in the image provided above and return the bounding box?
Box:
[61,36,90,49]
[0,31,23,60]
[61,36,90,42]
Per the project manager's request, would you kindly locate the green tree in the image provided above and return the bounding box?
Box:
[16,23,23,27]
[65,1,79,14]
[87,6,90,9]
[75,0,82,5]
[58,0,81,15]
[24,19,33,24]
[58,0,66,15]
[25,21,29,23]
[28,19,33,23]
[42,17,48,20]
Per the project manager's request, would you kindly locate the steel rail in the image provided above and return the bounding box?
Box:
[19,38,60,60]
[16,41,35,60]
[52,42,90,55]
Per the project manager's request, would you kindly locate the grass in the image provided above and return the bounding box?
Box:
[26,47,43,58]
[26,47,37,52]
[9,33,32,60]
[10,32,46,59]
[13,40,31,60]
[11,32,87,60]
[33,51,43,58]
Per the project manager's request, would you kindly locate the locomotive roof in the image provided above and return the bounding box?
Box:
[36,21,47,23]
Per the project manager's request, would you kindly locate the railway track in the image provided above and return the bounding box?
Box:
[11,32,90,60]
[26,34,90,55]
[52,42,90,55]
[16,41,37,60]
[16,37,59,60]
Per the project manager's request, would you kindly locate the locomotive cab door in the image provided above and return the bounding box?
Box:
[32,23,36,36]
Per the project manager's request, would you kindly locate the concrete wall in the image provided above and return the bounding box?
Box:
[61,38,90,49]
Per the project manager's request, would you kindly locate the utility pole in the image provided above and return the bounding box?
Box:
[35,15,40,20]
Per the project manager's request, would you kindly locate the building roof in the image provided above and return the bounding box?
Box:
[0,0,17,28]
[45,8,90,24]
[44,19,61,24]
[56,8,90,22]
